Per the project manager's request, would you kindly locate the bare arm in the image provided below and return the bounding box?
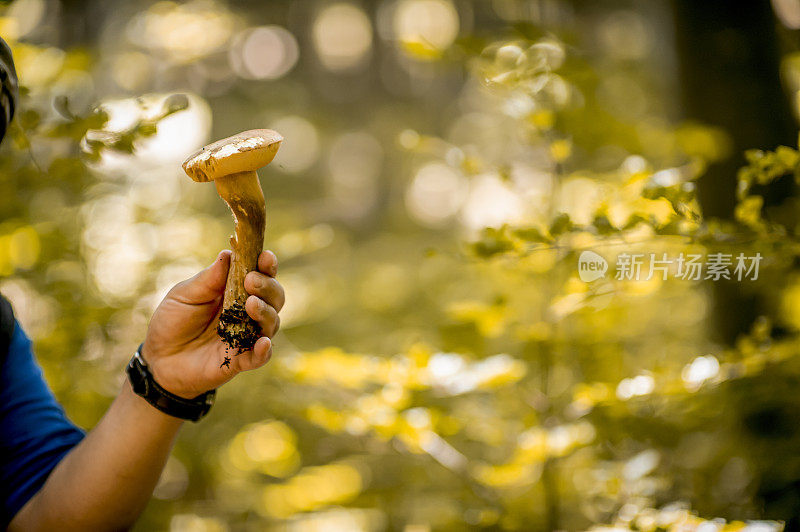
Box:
[9,382,182,531]
[8,250,284,531]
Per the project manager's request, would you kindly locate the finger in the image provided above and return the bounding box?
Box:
[245,295,280,337]
[258,250,278,277]
[170,250,231,304]
[233,337,272,372]
[244,272,285,311]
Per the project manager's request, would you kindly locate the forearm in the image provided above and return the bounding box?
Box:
[9,380,183,532]
[7,248,281,531]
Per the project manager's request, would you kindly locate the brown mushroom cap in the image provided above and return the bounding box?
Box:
[182,129,283,183]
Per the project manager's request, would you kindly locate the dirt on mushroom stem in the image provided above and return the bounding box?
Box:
[217,302,260,354]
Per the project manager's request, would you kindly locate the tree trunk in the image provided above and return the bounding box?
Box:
[672,0,796,345]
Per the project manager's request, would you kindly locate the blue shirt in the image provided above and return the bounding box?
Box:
[0,320,85,527]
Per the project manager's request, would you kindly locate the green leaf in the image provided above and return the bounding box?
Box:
[472,226,515,257]
[549,212,574,236]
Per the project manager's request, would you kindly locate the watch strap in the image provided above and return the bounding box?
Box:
[126,344,215,422]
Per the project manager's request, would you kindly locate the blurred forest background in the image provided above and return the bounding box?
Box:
[6,0,800,530]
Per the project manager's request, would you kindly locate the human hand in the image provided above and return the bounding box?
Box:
[141,250,284,399]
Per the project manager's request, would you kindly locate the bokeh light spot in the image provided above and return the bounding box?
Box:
[6,0,46,39]
[229,26,299,80]
[406,162,467,227]
[271,115,320,173]
[112,52,153,91]
[394,0,459,57]
[327,131,384,218]
[126,0,236,63]
[460,173,524,231]
[312,3,373,71]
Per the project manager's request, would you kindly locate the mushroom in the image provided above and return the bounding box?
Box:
[182,129,283,352]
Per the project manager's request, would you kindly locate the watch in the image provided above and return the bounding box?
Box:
[126,344,216,422]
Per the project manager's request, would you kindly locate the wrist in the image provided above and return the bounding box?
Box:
[120,379,185,428]
[141,342,202,400]
[127,344,216,422]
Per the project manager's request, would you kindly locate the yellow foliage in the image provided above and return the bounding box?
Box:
[471,462,539,488]
[515,321,552,342]
[735,195,765,231]
[306,403,347,433]
[675,123,733,163]
[260,463,363,518]
[225,421,300,479]
[447,300,508,337]
[781,278,800,330]
[529,109,556,130]
[400,39,443,60]
[549,138,572,162]
[9,226,40,270]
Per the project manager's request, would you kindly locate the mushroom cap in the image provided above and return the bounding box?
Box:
[182,129,283,182]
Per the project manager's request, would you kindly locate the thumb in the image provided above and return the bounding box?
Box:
[169,250,231,304]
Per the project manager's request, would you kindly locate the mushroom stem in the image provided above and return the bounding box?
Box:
[213,170,265,351]
[181,128,281,353]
